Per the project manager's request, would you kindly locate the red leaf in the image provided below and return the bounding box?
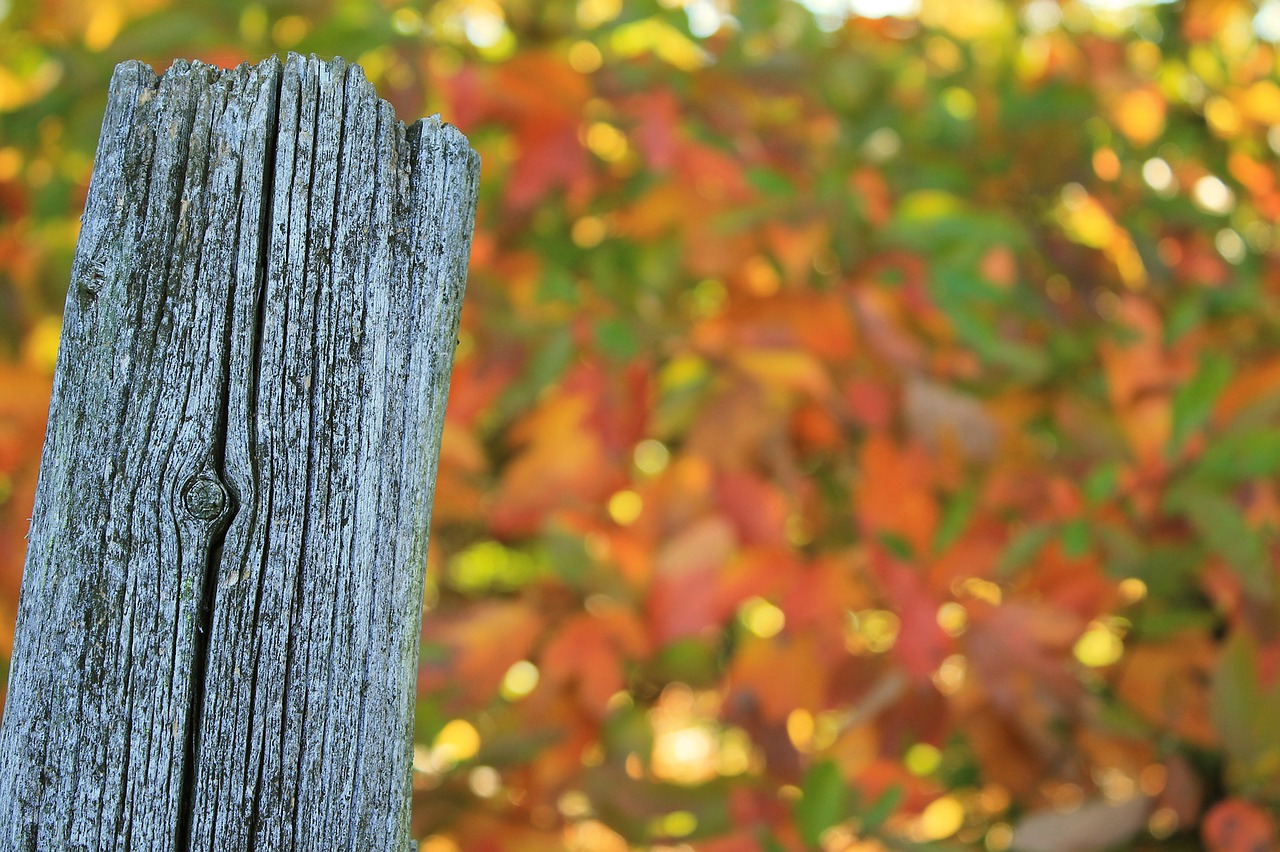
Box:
[648,517,737,643]
[869,550,950,679]
[626,89,681,172]
[714,470,788,547]
[1202,798,1278,852]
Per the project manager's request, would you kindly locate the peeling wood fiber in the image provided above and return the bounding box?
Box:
[0,53,479,851]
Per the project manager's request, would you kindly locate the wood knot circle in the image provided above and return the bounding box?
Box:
[80,263,107,299]
[182,474,228,521]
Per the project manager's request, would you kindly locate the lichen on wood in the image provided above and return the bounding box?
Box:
[0,53,479,851]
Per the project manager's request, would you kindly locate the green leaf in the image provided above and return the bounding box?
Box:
[1165,485,1274,602]
[934,486,977,554]
[1212,630,1261,765]
[1165,295,1204,343]
[877,532,915,561]
[526,333,574,392]
[859,784,903,831]
[1132,608,1218,640]
[997,524,1051,578]
[650,638,721,687]
[745,167,793,196]
[1083,462,1120,506]
[602,704,655,762]
[1128,543,1201,594]
[756,830,787,852]
[1060,519,1090,558]
[793,759,847,847]
[537,265,577,304]
[928,281,1050,381]
[594,317,640,361]
[1094,524,1145,578]
[1169,353,1233,454]
[1194,430,1280,481]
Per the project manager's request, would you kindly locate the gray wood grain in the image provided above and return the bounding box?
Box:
[0,53,479,851]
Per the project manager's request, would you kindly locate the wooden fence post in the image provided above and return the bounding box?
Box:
[0,53,479,851]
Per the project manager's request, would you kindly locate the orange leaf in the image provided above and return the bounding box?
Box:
[843,376,895,430]
[856,435,938,558]
[1113,631,1219,748]
[490,371,634,535]
[1214,356,1280,427]
[730,633,826,722]
[1099,296,1171,465]
[763,221,831,288]
[0,364,52,656]
[541,608,649,717]
[423,601,544,703]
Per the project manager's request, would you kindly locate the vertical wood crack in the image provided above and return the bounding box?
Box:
[175,61,285,852]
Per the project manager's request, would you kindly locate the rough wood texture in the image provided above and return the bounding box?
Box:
[0,54,479,851]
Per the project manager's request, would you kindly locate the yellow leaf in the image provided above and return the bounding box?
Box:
[22,317,62,375]
[733,348,832,399]
[897,189,964,222]
[0,61,63,113]
[611,19,709,71]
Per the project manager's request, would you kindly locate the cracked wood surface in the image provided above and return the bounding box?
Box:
[0,54,479,851]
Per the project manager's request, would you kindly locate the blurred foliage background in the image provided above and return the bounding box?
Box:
[3,0,1280,849]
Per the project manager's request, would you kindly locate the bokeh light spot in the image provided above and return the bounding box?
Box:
[1073,622,1123,667]
[905,742,942,776]
[740,597,786,638]
[468,765,502,797]
[934,654,967,695]
[941,86,977,120]
[1117,577,1147,604]
[608,489,643,525]
[1192,174,1235,214]
[786,708,814,751]
[568,40,603,73]
[434,719,481,765]
[500,660,540,700]
[572,215,608,248]
[985,823,1013,851]
[920,795,966,840]
[634,439,671,475]
[936,602,968,636]
[1148,806,1179,839]
[271,15,309,48]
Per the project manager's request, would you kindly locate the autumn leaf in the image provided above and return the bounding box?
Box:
[1202,798,1279,852]
[542,608,650,717]
[422,600,545,704]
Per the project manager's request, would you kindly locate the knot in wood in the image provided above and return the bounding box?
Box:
[182,474,227,521]
[81,264,107,298]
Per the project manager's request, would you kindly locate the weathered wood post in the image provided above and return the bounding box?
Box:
[0,53,478,850]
